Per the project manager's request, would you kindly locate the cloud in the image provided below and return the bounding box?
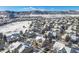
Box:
[22,7,48,11]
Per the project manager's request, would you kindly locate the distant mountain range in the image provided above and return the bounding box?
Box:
[30,10,79,14]
[0,10,79,15]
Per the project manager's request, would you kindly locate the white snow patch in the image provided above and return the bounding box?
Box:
[0,21,32,35]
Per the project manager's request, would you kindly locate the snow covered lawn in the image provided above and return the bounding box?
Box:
[0,21,32,35]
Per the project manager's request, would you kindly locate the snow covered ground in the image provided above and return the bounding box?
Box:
[29,14,79,18]
[0,21,32,36]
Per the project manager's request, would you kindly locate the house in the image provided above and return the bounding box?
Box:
[53,42,65,52]
[18,45,33,53]
[70,48,79,53]
[6,33,20,43]
[8,41,33,53]
[8,41,22,53]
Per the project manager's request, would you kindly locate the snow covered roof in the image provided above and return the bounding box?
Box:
[53,42,65,51]
[8,41,21,51]
[64,47,71,53]
[6,33,20,42]
[35,36,45,41]
[70,34,77,41]
[18,45,29,53]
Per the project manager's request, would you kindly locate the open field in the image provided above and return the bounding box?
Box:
[0,21,32,36]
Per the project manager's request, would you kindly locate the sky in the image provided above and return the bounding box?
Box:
[0,6,79,11]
